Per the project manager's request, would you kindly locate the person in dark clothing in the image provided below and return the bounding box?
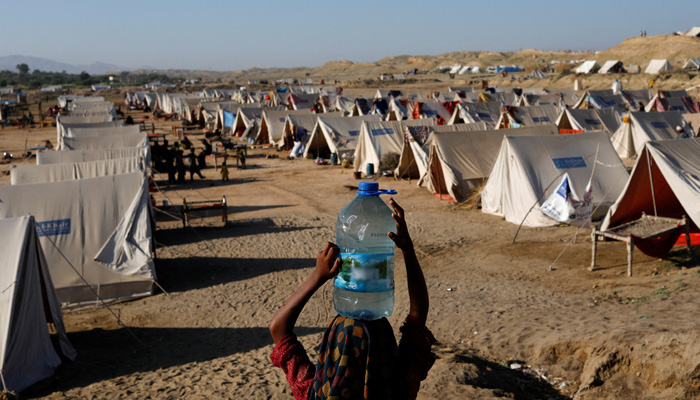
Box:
[176,150,186,184]
[198,139,212,170]
[181,136,192,150]
[165,142,176,184]
[187,148,204,180]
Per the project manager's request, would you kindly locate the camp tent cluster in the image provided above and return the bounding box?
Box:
[0,94,161,392]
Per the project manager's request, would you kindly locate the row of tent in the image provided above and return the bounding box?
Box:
[576,58,700,74]
[351,112,700,233]
[189,85,699,233]
[1,95,156,392]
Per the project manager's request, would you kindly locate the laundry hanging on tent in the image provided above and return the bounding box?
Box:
[223,111,235,128]
[540,174,593,227]
[404,125,431,146]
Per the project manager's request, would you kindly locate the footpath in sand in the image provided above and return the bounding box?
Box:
[1,116,699,399]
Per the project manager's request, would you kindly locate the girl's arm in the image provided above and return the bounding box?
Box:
[269,242,341,344]
[388,198,429,325]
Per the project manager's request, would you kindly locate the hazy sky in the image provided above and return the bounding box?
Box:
[1,0,697,71]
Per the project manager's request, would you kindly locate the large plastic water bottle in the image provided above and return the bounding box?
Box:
[334,182,397,320]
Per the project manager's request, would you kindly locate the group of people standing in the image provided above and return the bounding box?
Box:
[152,137,212,184]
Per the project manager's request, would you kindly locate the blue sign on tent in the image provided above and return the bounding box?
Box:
[552,157,586,169]
[36,219,71,237]
[371,128,393,136]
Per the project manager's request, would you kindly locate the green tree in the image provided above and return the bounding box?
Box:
[16,63,29,76]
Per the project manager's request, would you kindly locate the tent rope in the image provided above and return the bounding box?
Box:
[33,221,145,346]
[0,370,7,393]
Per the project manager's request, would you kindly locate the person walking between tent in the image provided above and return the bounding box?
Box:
[220,160,229,182]
[187,148,205,180]
[269,199,436,400]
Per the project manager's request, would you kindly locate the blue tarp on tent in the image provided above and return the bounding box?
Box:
[223,111,235,128]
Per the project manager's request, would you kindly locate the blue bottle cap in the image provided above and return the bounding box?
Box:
[357,182,397,196]
[358,182,379,192]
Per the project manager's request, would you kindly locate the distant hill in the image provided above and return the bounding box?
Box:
[3,34,699,83]
[0,55,128,75]
[593,35,700,68]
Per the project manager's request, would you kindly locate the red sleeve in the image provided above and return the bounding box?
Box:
[398,316,437,400]
[270,334,315,400]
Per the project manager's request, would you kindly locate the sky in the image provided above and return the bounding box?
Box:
[1,0,697,71]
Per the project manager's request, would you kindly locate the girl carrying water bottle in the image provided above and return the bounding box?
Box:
[269,199,435,400]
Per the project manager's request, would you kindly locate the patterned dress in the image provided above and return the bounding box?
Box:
[271,315,436,400]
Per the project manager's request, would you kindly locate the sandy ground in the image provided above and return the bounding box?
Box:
[1,103,700,400]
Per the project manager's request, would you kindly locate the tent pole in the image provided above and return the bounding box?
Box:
[645,147,658,216]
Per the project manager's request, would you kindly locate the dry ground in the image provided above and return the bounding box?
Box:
[1,96,699,400]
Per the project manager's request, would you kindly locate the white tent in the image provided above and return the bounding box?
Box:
[574,90,628,113]
[497,105,559,129]
[279,112,342,150]
[280,114,321,150]
[482,132,628,227]
[11,157,145,185]
[60,131,148,151]
[556,108,621,135]
[683,58,700,71]
[255,109,312,145]
[303,115,381,162]
[65,125,141,138]
[332,96,356,114]
[529,70,547,79]
[645,90,700,113]
[232,107,264,138]
[518,93,564,109]
[601,138,700,231]
[448,101,502,127]
[575,61,601,74]
[420,125,559,202]
[385,97,409,121]
[645,59,673,74]
[598,60,625,74]
[0,172,156,305]
[685,27,700,37]
[411,101,452,123]
[0,216,76,393]
[448,86,474,94]
[622,89,653,109]
[57,120,125,145]
[58,125,141,150]
[610,111,691,159]
[395,122,491,180]
[37,146,151,166]
[353,119,435,174]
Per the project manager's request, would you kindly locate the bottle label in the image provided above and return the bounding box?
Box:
[334,253,394,292]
